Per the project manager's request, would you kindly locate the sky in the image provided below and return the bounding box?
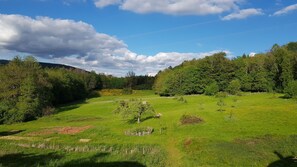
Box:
[0,0,297,76]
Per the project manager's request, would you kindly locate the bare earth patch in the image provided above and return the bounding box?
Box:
[28,126,92,136]
[184,138,193,147]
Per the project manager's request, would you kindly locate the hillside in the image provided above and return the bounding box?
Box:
[0,59,84,71]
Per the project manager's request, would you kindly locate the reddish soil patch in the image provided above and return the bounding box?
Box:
[180,115,203,125]
[28,126,92,136]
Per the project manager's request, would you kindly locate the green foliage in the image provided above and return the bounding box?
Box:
[122,87,133,95]
[47,68,87,105]
[0,56,52,123]
[215,91,228,98]
[0,56,103,124]
[154,42,297,95]
[114,99,155,123]
[100,73,154,90]
[227,79,241,95]
[204,82,219,96]
[284,80,297,98]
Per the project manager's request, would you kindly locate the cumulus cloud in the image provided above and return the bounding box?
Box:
[94,0,241,15]
[273,3,297,16]
[222,8,264,20]
[0,14,126,58]
[0,14,228,76]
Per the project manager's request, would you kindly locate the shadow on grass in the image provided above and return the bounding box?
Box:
[268,151,297,167]
[278,95,291,99]
[0,130,25,136]
[55,100,88,114]
[0,152,63,167]
[127,116,155,124]
[62,153,146,167]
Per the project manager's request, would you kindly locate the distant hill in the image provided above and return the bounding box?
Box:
[0,59,87,72]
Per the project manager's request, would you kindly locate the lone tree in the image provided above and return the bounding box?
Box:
[114,99,155,123]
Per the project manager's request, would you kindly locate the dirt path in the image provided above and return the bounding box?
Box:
[166,138,183,167]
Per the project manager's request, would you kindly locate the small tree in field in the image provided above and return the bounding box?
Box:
[114,99,155,123]
[217,98,226,112]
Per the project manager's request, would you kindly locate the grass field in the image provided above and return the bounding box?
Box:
[1,90,297,167]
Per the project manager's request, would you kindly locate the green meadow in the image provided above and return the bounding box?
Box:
[1,90,297,167]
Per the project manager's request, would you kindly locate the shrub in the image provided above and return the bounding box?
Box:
[204,82,219,96]
[180,114,203,125]
[87,90,101,98]
[215,92,228,98]
[284,80,297,98]
[122,88,133,95]
[227,79,241,95]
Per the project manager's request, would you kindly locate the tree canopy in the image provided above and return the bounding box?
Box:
[153,42,297,96]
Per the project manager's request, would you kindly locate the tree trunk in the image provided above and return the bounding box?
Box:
[137,117,140,123]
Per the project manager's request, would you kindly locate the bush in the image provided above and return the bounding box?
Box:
[122,88,133,95]
[215,92,228,98]
[204,82,219,96]
[227,79,241,95]
[87,90,101,98]
[284,80,297,98]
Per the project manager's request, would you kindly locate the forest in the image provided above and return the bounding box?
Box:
[154,42,297,97]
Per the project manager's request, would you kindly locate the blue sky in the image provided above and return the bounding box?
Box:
[0,0,297,76]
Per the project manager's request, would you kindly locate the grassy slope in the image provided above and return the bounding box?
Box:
[0,90,297,166]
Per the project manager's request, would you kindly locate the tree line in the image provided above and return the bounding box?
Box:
[153,42,297,97]
[100,72,155,90]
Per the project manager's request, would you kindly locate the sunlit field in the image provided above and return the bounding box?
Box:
[1,90,297,167]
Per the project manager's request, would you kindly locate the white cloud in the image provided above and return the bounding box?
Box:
[94,0,121,8]
[249,52,256,57]
[273,3,297,16]
[94,0,241,15]
[0,14,126,58]
[222,8,264,20]
[0,14,228,76]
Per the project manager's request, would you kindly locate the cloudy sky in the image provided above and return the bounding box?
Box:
[0,0,297,76]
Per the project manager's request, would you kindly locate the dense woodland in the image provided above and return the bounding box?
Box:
[100,73,154,90]
[154,42,297,97]
[0,56,102,124]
